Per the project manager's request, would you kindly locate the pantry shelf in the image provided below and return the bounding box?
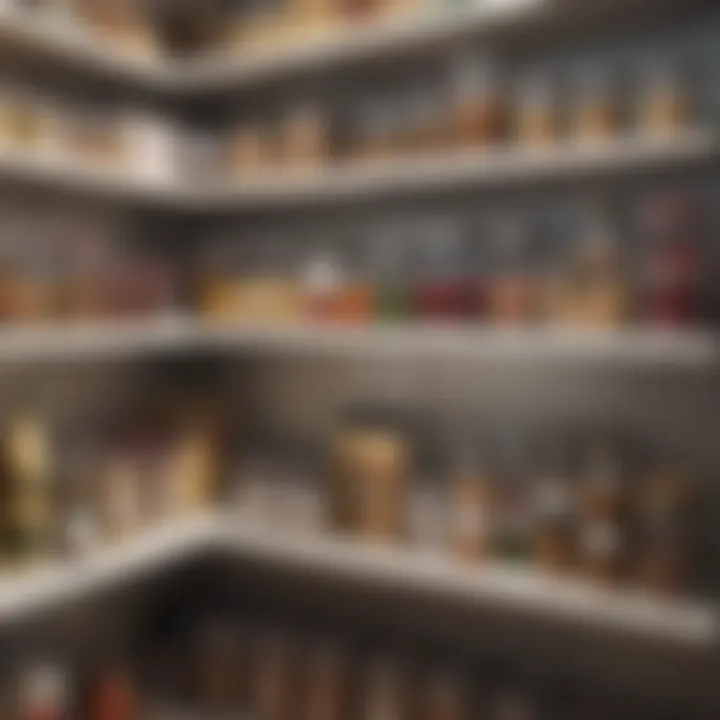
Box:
[0,132,715,210]
[200,131,720,211]
[0,320,716,366]
[217,521,719,648]
[0,316,202,363]
[173,0,542,94]
[0,11,172,91]
[205,324,720,366]
[0,513,216,623]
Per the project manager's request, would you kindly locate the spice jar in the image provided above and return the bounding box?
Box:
[549,209,629,328]
[279,104,328,170]
[577,436,627,583]
[423,667,470,720]
[447,438,494,562]
[532,434,575,574]
[334,239,374,324]
[196,619,242,710]
[87,665,137,720]
[331,405,409,541]
[229,123,273,177]
[363,658,406,720]
[303,639,348,720]
[301,236,344,322]
[450,54,506,148]
[102,447,142,541]
[638,61,691,137]
[413,216,473,321]
[19,664,69,720]
[638,195,703,327]
[486,219,535,325]
[2,415,54,566]
[571,64,617,142]
[253,628,296,720]
[372,220,413,322]
[634,464,692,595]
[516,72,556,147]
[492,430,532,562]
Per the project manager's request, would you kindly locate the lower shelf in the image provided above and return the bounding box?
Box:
[0,513,714,650]
[217,521,718,648]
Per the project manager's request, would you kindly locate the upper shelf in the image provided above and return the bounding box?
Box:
[0,317,715,367]
[0,10,173,92]
[0,0,711,96]
[0,130,715,211]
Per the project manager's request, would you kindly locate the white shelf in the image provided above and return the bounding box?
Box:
[0,132,715,209]
[203,323,720,367]
[206,131,720,210]
[217,521,718,648]
[0,11,173,91]
[0,513,217,623]
[0,315,202,363]
[0,512,714,648]
[173,0,543,94]
[0,319,715,367]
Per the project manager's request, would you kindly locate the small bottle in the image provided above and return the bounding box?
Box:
[634,461,691,595]
[486,219,535,325]
[577,435,627,584]
[87,664,136,720]
[447,437,494,562]
[637,194,702,327]
[19,664,68,720]
[303,638,348,720]
[253,628,296,720]
[334,239,374,325]
[532,433,576,574]
[450,54,507,148]
[516,72,557,147]
[423,666,471,720]
[280,104,328,171]
[362,658,406,720]
[571,64,617,142]
[413,217,473,321]
[372,220,413,322]
[301,237,344,322]
[638,61,691,137]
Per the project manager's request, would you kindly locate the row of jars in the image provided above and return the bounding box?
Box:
[229,54,696,177]
[231,409,701,598]
[0,402,218,568]
[2,0,158,56]
[3,626,675,720]
[0,212,175,321]
[165,617,671,719]
[201,194,719,328]
[0,87,182,183]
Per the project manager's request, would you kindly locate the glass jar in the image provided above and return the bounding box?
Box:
[18,664,68,720]
[253,628,296,720]
[300,233,344,322]
[279,104,328,170]
[516,72,556,147]
[363,659,405,720]
[450,54,506,148]
[447,438,494,562]
[552,209,629,328]
[331,405,409,542]
[571,64,617,143]
[638,61,691,137]
[638,194,703,327]
[304,639,348,720]
[413,216,473,321]
[486,219,535,325]
[371,219,413,322]
[532,434,575,574]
